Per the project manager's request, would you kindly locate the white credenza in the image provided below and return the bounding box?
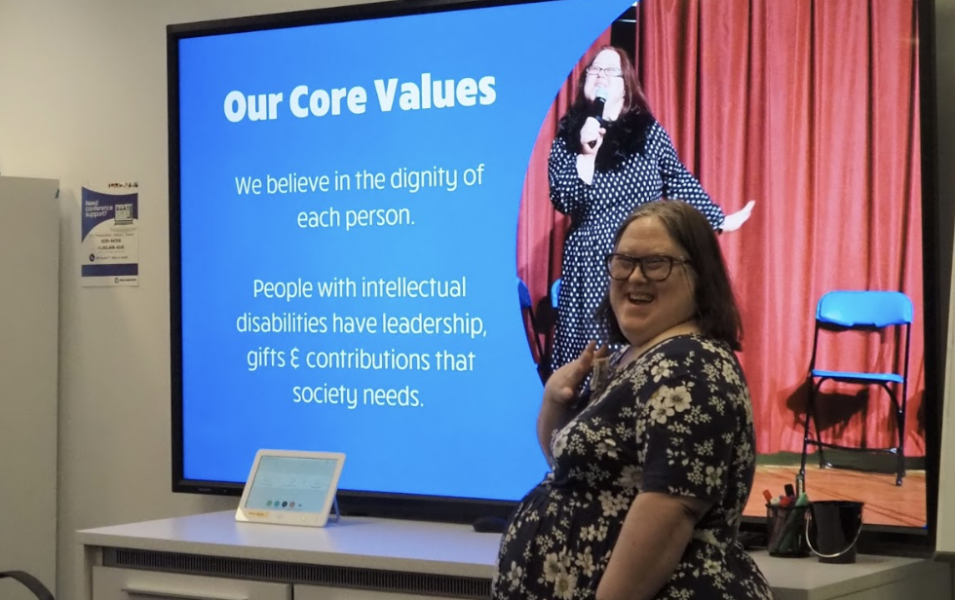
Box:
[91,567,291,600]
[77,510,951,600]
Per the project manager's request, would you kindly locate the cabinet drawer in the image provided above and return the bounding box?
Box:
[92,566,291,600]
[295,583,478,600]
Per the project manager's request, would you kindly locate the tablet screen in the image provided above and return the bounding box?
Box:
[245,455,339,512]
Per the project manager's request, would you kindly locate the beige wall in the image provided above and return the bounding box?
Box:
[0,2,360,599]
[0,0,953,599]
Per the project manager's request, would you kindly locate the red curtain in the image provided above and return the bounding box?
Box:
[516,0,925,456]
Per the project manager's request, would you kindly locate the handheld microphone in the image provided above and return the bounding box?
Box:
[587,87,608,149]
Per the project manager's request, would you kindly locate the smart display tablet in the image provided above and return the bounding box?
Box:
[235,449,345,527]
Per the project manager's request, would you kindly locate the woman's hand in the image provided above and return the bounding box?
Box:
[579,117,606,156]
[544,341,609,406]
[576,118,606,185]
[720,200,756,232]
[537,341,610,465]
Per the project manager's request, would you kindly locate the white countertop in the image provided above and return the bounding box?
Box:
[78,510,947,600]
[78,510,500,578]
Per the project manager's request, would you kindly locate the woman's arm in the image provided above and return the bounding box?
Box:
[654,123,725,230]
[596,492,710,600]
[536,341,605,465]
[536,395,578,467]
[549,135,591,218]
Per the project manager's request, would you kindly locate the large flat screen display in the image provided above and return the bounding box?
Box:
[170,0,940,535]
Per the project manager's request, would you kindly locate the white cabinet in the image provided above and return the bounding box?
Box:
[76,511,952,600]
[295,584,466,600]
[0,176,60,597]
[92,567,291,600]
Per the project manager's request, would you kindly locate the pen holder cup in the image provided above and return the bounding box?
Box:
[806,500,864,564]
[766,504,810,558]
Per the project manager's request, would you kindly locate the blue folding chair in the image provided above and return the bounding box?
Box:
[518,278,546,380]
[551,278,561,309]
[799,291,913,486]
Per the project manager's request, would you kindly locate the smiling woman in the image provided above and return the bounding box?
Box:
[604,221,698,356]
[492,200,767,600]
[597,200,743,355]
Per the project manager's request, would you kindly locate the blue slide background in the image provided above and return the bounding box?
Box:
[178,0,634,501]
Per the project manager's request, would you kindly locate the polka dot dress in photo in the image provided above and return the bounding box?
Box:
[548,119,725,374]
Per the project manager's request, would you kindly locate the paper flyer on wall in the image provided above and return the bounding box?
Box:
[81,183,139,287]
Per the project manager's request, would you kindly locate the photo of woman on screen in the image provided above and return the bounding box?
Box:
[547,45,755,374]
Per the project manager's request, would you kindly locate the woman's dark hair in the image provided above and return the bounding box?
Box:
[558,46,655,167]
[571,45,650,117]
[595,200,744,351]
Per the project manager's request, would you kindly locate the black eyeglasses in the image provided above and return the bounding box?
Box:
[585,66,623,77]
[605,253,691,282]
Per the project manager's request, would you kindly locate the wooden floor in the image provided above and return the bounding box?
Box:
[744,465,926,528]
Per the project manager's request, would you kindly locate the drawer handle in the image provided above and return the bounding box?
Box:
[121,588,248,600]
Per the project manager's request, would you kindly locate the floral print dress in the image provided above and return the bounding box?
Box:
[492,334,774,600]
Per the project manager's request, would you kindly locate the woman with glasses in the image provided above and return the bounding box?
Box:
[547,45,755,376]
[493,200,772,600]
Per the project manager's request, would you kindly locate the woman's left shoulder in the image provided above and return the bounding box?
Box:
[689,334,737,359]
[652,333,733,362]
[651,335,745,380]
